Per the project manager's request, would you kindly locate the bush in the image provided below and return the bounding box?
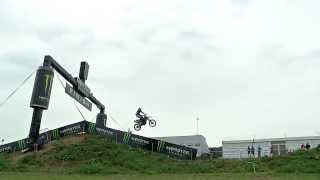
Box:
[0,154,9,170]
[79,159,102,174]
[18,154,41,166]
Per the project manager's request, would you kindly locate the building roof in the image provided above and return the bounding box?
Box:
[222,136,320,144]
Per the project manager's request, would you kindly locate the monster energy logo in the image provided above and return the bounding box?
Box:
[44,74,53,94]
[51,129,59,139]
[88,123,96,133]
[123,132,131,144]
[17,139,26,150]
[157,141,166,152]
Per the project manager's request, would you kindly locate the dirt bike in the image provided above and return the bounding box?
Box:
[134,114,156,131]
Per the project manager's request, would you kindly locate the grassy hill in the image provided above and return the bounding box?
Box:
[0,134,320,175]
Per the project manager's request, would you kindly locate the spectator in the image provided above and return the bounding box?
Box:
[248,146,250,157]
[258,145,262,158]
[270,146,273,157]
[251,145,255,158]
[306,142,311,150]
[301,144,305,150]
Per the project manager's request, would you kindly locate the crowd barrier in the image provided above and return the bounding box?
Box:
[0,121,197,160]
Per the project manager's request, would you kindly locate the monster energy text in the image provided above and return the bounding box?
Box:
[60,125,82,135]
[166,146,190,156]
[96,127,114,136]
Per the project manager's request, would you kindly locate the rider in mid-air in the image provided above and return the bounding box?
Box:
[136,107,147,126]
[134,107,157,131]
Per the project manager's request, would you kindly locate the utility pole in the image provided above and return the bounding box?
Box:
[196,117,199,135]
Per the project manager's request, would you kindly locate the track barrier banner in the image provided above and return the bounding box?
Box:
[0,121,197,160]
[87,121,197,160]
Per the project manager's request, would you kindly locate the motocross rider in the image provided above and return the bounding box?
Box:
[136,107,147,126]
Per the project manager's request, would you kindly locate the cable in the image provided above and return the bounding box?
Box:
[56,73,87,121]
[55,72,125,131]
[109,115,126,131]
[0,70,35,108]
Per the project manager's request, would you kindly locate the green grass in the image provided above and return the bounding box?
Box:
[0,173,320,180]
[0,134,320,176]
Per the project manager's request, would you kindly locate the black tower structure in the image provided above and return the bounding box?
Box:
[29,55,107,144]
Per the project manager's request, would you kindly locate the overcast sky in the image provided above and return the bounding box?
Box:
[1,0,320,146]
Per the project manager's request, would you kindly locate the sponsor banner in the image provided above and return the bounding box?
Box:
[0,138,30,153]
[124,133,159,151]
[0,142,15,153]
[85,122,197,160]
[160,141,197,160]
[51,121,86,140]
[0,121,197,160]
[0,121,86,154]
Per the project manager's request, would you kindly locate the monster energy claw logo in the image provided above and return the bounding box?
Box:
[88,123,96,133]
[123,132,131,144]
[17,139,26,150]
[51,129,59,139]
[44,74,53,94]
[157,141,166,152]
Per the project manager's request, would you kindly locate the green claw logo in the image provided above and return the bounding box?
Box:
[51,129,59,139]
[123,132,131,144]
[17,140,26,150]
[157,141,166,152]
[44,74,53,94]
[88,123,96,133]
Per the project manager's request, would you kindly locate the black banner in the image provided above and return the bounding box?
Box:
[0,121,197,160]
[0,138,30,154]
[0,121,87,154]
[86,121,197,160]
[50,121,87,140]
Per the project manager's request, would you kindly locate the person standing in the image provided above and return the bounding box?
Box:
[248,146,251,158]
[258,145,262,158]
[251,145,255,158]
[306,142,311,150]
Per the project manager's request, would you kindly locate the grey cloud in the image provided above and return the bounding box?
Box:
[1,0,320,146]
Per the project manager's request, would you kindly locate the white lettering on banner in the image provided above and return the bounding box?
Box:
[96,128,115,136]
[60,125,82,134]
[130,137,149,145]
[166,146,190,156]
[0,146,11,153]
[65,84,92,111]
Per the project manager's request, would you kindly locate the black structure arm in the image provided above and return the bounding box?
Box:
[43,55,105,112]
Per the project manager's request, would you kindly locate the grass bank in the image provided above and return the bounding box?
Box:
[0,135,319,175]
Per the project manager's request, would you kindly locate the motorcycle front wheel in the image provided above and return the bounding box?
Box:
[134,123,141,131]
[149,119,156,127]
